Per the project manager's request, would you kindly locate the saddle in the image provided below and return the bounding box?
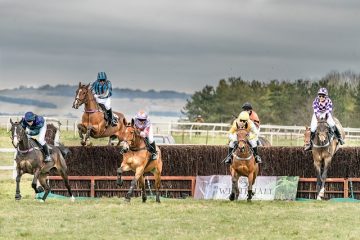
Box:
[29,138,52,155]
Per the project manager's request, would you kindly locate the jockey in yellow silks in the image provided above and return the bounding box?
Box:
[224,111,262,164]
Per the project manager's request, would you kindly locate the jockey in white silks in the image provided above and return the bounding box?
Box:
[134,110,158,160]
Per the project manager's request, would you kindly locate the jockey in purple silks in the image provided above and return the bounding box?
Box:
[20,111,52,162]
[134,110,158,160]
[304,87,345,151]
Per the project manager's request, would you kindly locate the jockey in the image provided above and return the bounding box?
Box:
[225,111,262,164]
[91,71,117,127]
[242,102,260,129]
[134,110,158,160]
[20,112,52,162]
[304,87,345,151]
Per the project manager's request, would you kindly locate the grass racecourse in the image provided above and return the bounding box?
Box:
[1,128,360,239]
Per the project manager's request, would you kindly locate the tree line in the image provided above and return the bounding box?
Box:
[183,71,360,128]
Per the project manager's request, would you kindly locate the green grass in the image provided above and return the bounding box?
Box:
[0,179,360,240]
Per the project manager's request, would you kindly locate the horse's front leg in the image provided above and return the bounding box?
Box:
[247,173,255,202]
[229,171,239,201]
[31,170,43,194]
[38,173,51,202]
[154,172,162,203]
[125,168,144,202]
[139,175,147,203]
[77,124,87,146]
[318,159,330,199]
[15,169,23,200]
[314,161,322,200]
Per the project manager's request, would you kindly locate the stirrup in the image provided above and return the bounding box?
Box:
[44,156,52,162]
[151,153,157,160]
[224,157,232,165]
[255,156,262,164]
[338,138,345,145]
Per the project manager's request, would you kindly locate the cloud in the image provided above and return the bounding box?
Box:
[1,0,360,92]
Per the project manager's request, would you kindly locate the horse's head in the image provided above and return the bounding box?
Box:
[235,128,251,156]
[315,119,329,146]
[9,119,27,148]
[72,82,90,109]
[119,118,141,153]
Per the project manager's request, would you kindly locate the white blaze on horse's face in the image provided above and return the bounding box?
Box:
[120,141,129,152]
[73,88,85,109]
[12,126,19,147]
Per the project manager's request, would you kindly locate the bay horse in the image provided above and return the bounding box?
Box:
[72,82,127,146]
[9,119,75,202]
[229,128,259,202]
[116,118,163,203]
[304,117,345,200]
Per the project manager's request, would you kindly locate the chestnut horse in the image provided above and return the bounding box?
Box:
[304,117,345,200]
[116,118,163,203]
[9,119,75,202]
[72,82,126,146]
[229,128,259,202]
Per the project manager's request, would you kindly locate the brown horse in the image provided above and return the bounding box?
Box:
[9,119,75,202]
[304,117,345,200]
[229,128,259,202]
[72,82,127,146]
[116,118,163,203]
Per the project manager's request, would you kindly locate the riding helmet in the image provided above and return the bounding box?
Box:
[318,87,328,96]
[238,111,250,121]
[97,72,107,81]
[242,102,253,110]
[24,112,36,122]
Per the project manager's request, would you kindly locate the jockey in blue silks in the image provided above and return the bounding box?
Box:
[91,72,117,127]
[20,111,52,162]
[304,87,345,151]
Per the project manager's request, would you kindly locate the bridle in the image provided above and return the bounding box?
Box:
[73,87,88,109]
[313,121,330,148]
[10,123,35,153]
[233,129,253,161]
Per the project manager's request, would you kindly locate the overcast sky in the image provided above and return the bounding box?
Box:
[1,0,359,93]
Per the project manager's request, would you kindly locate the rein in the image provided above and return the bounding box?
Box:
[233,139,253,161]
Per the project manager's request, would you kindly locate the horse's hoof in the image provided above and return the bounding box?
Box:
[70,196,75,202]
[15,194,22,201]
[229,193,235,201]
[81,141,86,146]
[316,196,322,201]
[39,199,45,203]
[37,186,44,193]
[142,198,147,203]
[124,197,131,203]
[247,199,252,202]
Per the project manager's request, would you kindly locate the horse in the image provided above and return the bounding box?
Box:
[72,82,127,146]
[116,118,163,203]
[304,117,345,200]
[9,119,75,202]
[229,128,259,202]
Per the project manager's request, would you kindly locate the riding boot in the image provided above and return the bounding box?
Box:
[150,141,158,160]
[106,109,117,127]
[224,147,234,164]
[252,147,262,163]
[333,126,345,145]
[304,132,315,151]
[42,144,52,162]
